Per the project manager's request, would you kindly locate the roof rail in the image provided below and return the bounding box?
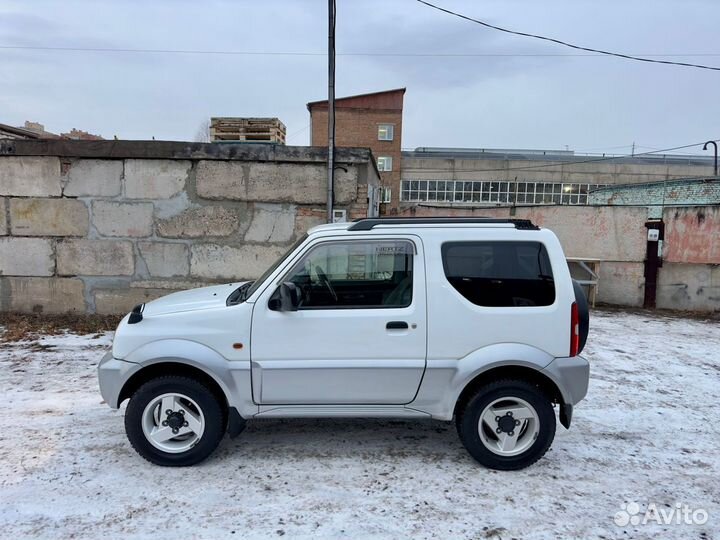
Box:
[348,217,539,231]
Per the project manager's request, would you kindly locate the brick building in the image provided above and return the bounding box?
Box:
[61,128,104,141]
[308,88,405,212]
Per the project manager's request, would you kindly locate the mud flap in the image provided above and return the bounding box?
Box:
[227,407,247,438]
[559,403,573,429]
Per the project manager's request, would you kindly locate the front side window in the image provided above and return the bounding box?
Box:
[378,124,394,141]
[285,240,414,309]
[441,241,555,307]
[377,156,393,172]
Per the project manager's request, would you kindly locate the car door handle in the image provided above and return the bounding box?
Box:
[386,321,409,330]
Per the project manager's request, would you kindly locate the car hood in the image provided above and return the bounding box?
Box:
[141,282,247,316]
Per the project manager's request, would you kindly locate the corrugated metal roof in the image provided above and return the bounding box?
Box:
[402,147,715,167]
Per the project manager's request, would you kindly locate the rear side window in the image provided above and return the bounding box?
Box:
[441,241,555,307]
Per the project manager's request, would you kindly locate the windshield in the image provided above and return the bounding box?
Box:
[244,234,309,299]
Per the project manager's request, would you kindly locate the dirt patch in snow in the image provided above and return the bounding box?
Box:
[0,312,121,342]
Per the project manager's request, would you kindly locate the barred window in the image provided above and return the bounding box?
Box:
[400,180,606,205]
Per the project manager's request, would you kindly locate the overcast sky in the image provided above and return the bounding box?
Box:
[1,0,719,155]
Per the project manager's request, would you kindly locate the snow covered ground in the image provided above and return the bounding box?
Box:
[1,310,718,539]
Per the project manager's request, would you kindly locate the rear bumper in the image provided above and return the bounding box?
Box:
[542,355,590,406]
[542,355,589,429]
[98,351,138,409]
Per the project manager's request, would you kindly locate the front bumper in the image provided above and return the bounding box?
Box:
[98,351,138,408]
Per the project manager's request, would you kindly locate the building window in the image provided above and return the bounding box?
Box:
[400,180,606,205]
[377,156,393,172]
[378,124,394,141]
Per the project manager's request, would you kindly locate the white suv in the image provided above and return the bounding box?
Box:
[98,217,590,470]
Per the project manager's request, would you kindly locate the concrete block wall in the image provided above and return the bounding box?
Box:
[663,206,720,264]
[0,147,375,314]
[657,263,720,312]
[657,206,720,312]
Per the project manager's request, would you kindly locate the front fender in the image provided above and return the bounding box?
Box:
[409,343,555,420]
[120,339,255,416]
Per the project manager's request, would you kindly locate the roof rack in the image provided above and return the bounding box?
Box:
[348,217,539,231]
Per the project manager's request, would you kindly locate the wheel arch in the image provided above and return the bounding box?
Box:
[118,361,229,412]
[115,338,255,418]
[453,364,565,420]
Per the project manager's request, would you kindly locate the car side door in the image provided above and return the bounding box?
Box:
[250,235,427,405]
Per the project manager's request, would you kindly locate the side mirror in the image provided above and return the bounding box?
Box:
[269,282,300,312]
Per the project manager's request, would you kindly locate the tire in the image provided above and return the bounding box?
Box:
[456,379,556,470]
[124,375,226,466]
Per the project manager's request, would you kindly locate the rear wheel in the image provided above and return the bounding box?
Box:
[457,379,556,470]
[125,376,225,466]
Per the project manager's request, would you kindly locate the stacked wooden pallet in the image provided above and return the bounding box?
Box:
[210,117,286,144]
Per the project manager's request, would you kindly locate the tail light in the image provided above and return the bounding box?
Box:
[570,301,579,356]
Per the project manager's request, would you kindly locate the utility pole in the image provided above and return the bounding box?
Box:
[326,0,336,223]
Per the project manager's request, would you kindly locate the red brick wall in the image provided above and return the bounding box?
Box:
[310,98,403,213]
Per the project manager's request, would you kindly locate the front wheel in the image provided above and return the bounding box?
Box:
[456,379,556,470]
[124,376,225,466]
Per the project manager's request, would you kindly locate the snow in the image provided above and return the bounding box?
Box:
[1,310,719,539]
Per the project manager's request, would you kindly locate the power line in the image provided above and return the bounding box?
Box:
[0,45,323,56]
[416,0,720,72]
[286,124,310,142]
[570,144,635,153]
[1,44,720,59]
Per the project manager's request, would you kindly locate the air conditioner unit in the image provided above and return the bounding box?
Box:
[381,187,392,204]
[332,209,347,223]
